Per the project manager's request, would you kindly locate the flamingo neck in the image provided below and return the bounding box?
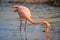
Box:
[26,17,48,24]
[26,17,50,32]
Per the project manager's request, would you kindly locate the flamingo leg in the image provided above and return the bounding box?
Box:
[20,18,23,40]
[20,18,22,32]
[24,19,27,40]
[24,19,27,32]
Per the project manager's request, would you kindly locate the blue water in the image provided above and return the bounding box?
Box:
[0,2,60,40]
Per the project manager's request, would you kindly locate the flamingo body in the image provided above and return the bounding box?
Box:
[14,6,31,18]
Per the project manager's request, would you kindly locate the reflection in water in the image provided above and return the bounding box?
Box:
[46,32,50,40]
[58,32,60,40]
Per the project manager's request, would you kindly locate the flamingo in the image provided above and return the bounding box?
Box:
[10,5,50,32]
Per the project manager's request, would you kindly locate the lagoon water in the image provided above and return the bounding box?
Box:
[0,2,60,40]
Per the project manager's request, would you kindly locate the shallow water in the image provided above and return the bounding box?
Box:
[0,2,60,40]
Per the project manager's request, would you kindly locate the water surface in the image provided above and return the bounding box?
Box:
[0,2,60,40]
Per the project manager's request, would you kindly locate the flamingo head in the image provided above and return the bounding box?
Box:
[10,5,19,12]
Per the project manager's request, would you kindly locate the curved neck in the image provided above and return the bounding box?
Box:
[26,17,50,32]
[26,17,49,24]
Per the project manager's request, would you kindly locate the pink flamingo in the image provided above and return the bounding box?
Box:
[10,5,50,32]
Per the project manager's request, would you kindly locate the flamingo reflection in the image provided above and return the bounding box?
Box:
[46,32,50,40]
